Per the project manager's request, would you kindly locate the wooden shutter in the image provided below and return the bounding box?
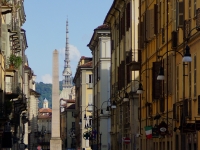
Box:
[150,9,154,38]
[138,22,144,49]
[198,95,200,114]
[154,4,158,35]
[145,10,150,40]
[160,97,165,113]
[126,3,130,31]
[86,74,89,83]
[164,58,167,95]
[173,104,176,119]
[183,99,188,117]
[1,24,8,55]
[184,19,191,39]
[177,1,184,28]
[152,62,162,99]
[122,12,125,36]
[168,55,173,95]
[196,8,200,30]
[162,28,165,44]
[171,31,178,48]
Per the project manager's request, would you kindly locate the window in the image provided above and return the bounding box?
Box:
[177,65,179,100]
[72,112,74,117]
[189,62,192,97]
[194,0,196,16]
[194,55,197,97]
[126,3,130,31]
[198,95,200,114]
[72,122,75,129]
[86,74,93,83]
[189,0,191,18]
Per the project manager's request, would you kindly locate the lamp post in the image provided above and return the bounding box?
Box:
[157,45,192,130]
[100,99,116,116]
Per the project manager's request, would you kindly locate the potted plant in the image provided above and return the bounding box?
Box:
[8,54,23,69]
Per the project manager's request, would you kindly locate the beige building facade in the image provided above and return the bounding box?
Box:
[73,57,93,150]
[104,0,140,149]
[37,99,52,150]
[88,24,111,150]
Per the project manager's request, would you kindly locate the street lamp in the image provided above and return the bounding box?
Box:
[99,99,116,116]
[157,48,192,80]
[136,83,143,94]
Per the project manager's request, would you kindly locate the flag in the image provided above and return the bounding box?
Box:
[145,126,152,139]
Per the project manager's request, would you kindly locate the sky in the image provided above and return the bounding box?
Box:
[23,0,113,83]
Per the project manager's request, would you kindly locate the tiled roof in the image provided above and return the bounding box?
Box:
[38,113,52,119]
[80,61,92,68]
[39,108,52,113]
[95,24,110,30]
[80,56,92,60]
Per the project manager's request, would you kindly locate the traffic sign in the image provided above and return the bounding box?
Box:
[123,137,130,144]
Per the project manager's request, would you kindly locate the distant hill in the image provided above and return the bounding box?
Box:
[36,81,62,108]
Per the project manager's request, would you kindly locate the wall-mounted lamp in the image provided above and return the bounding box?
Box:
[79,119,82,125]
[182,45,192,62]
[123,92,129,102]
[84,114,87,120]
[157,46,192,80]
[136,83,143,94]
[111,101,116,109]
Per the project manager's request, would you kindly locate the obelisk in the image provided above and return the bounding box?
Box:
[50,50,62,149]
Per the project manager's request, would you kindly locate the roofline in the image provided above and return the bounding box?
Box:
[87,29,110,50]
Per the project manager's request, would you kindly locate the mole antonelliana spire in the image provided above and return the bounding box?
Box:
[62,18,73,88]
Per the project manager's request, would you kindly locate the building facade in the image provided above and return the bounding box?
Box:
[87,24,111,150]
[73,57,93,150]
[0,0,37,149]
[104,0,140,149]
[138,0,200,150]
[37,99,52,150]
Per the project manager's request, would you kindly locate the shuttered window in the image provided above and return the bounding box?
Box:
[173,104,176,119]
[198,95,200,115]
[194,0,196,16]
[152,62,162,99]
[176,65,179,101]
[189,62,191,98]
[126,3,130,31]
[86,74,92,84]
[194,55,196,97]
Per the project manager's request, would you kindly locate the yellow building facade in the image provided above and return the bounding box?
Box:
[73,57,93,150]
[139,0,200,150]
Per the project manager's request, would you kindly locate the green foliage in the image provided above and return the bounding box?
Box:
[8,54,23,69]
[36,81,63,108]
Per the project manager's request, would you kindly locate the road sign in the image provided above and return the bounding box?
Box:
[123,137,130,144]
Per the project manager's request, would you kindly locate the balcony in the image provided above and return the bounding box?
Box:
[1,0,12,15]
[126,50,141,71]
[5,68,16,77]
[87,83,93,89]
[8,19,21,52]
[5,82,21,95]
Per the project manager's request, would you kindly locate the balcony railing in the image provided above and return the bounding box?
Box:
[5,82,21,94]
